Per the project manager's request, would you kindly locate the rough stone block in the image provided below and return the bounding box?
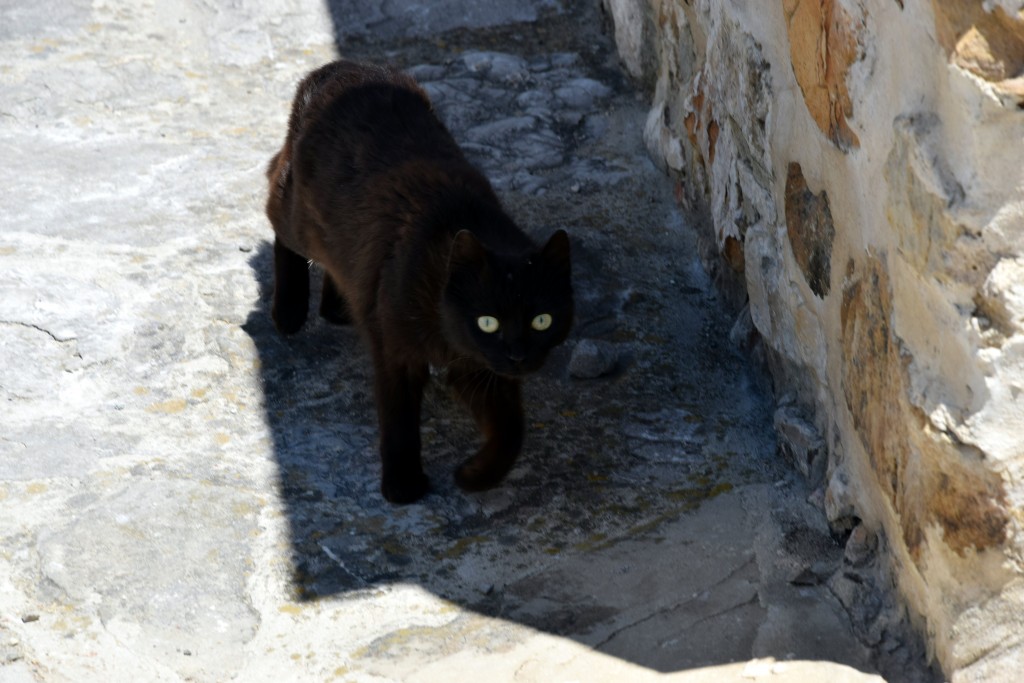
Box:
[784,162,835,299]
[783,0,862,150]
[773,405,827,485]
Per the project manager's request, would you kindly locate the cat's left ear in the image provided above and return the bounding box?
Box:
[448,229,487,273]
[541,229,571,276]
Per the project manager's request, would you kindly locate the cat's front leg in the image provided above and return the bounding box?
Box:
[373,359,430,504]
[447,368,524,492]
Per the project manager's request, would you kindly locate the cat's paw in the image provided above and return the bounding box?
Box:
[381,471,430,504]
[454,459,507,493]
[271,304,307,335]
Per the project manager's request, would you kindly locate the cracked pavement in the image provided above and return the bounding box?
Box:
[0,1,933,681]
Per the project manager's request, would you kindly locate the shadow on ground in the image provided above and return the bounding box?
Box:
[241,219,869,674]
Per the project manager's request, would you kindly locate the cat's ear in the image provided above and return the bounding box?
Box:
[541,229,571,276]
[448,229,487,273]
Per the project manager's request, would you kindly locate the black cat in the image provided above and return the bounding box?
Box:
[265,60,573,503]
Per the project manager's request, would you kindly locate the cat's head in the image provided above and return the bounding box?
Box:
[441,229,573,377]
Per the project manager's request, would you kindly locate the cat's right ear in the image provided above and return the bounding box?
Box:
[541,229,571,278]
[448,230,487,273]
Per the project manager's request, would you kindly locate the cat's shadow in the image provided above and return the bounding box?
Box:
[242,235,870,675]
[243,238,644,643]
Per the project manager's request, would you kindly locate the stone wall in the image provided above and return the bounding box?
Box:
[603,0,1024,679]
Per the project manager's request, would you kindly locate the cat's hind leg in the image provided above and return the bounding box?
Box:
[319,273,352,325]
[271,237,310,334]
[447,367,524,492]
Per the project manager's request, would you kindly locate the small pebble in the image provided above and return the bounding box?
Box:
[570,182,581,193]
[569,339,617,379]
[789,567,820,586]
[844,523,877,567]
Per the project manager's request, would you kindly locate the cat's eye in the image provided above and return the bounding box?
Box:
[477,316,500,333]
[531,313,553,331]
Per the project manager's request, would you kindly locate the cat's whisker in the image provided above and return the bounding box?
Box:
[437,354,473,373]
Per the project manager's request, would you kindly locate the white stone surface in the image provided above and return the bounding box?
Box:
[0,1,926,681]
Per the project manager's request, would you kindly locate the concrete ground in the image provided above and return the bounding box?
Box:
[0,1,936,682]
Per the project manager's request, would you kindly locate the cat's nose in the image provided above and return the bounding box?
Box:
[507,345,526,363]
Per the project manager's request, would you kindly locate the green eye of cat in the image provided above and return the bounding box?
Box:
[531,313,553,331]
[477,316,500,333]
